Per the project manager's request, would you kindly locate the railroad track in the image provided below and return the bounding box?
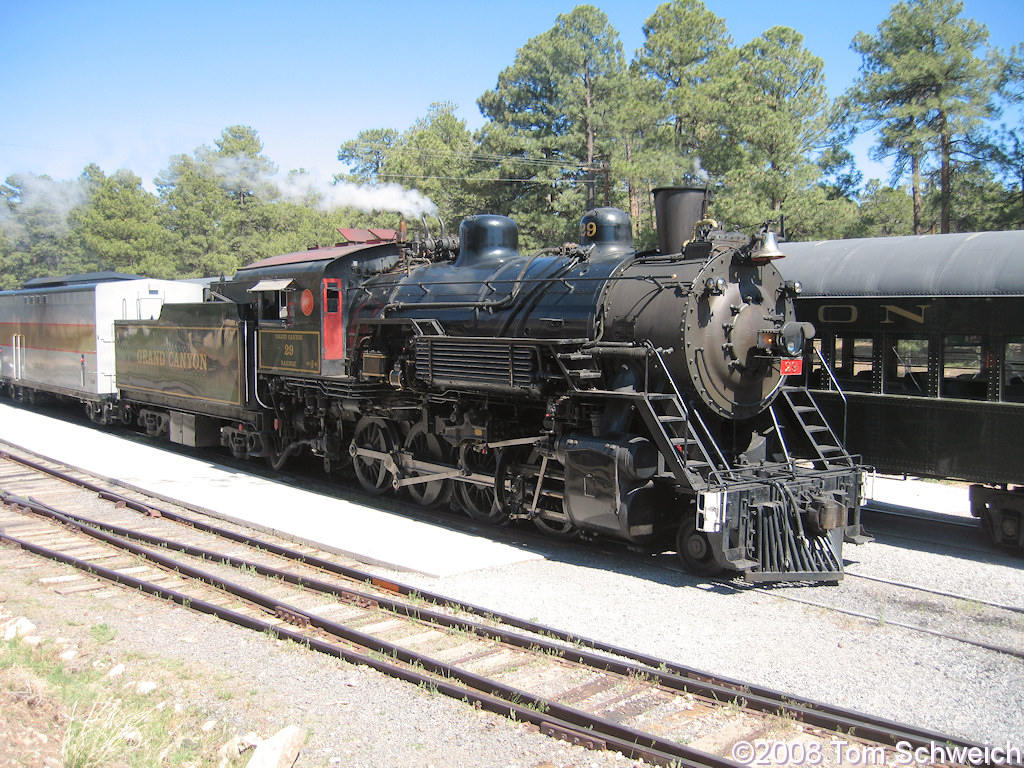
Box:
[6,428,1022,665]
[0,449,1002,768]
[859,501,998,555]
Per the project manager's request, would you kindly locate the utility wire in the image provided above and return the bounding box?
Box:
[341,140,589,171]
[377,173,567,183]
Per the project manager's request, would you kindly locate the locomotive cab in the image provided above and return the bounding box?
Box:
[232,233,402,380]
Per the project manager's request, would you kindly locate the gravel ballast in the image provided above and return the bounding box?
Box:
[379,534,1024,749]
[0,551,648,768]
[2,437,1022,765]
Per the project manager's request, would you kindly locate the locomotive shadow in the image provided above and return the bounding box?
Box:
[859,507,1023,568]
[244,451,750,590]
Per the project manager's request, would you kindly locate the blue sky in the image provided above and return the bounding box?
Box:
[1,0,1021,194]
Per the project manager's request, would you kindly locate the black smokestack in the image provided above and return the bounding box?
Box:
[653,186,708,256]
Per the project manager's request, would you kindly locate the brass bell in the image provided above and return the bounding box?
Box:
[751,230,785,262]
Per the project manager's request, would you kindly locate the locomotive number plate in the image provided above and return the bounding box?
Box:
[781,358,803,376]
[258,330,321,374]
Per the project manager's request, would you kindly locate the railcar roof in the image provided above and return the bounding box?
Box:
[237,230,399,273]
[237,244,368,272]
[22,271,142,288]
[781,230,1024,297]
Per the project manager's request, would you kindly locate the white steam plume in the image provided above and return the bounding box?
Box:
[210,155,438,219]
[692,156,710,184]
[0,174,90,242]
[283,176,438,219]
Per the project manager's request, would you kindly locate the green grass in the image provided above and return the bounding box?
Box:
[1,636,245,767]
[88,623,116,644]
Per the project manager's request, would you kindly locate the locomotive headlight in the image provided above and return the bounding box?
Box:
[780,321,815,356]
[757,331,778,350]
[783,328,804,356]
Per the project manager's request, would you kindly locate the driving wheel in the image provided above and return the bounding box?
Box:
[403,423,451,507]
[495,446,577,539]
[350,416,396,495]
[455,443,506,524]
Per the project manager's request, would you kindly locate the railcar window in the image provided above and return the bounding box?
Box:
[1006,339,1024,403]
[833,336,874,392]
[942,335,988,400]
[885,338,929,395]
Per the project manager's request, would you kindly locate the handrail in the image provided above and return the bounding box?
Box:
[890,345,925,392]
[647,345,730,480]
[813,345,848,445]
[768,405,792,465]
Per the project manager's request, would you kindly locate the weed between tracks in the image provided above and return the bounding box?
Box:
[0,634,242,767]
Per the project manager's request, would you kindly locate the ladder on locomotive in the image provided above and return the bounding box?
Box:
[557,345,730,490]
[626,347,728,491]
[770,345,856,470]
[774,387,855,469]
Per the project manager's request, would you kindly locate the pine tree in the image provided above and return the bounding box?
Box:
[847,0,1002,233]
[477,5,628,246]
[74,169,168,275]
[711,27,837,237]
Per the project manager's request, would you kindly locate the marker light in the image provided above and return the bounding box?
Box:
[705,277,728,295]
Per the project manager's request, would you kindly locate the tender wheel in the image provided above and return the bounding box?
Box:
[403,424,451,507]
[351,417,396,496]
[456,444,506,524]
[676,512,724,576]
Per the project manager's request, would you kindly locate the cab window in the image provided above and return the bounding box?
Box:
[325,286,340,313]
[261,290,291,323]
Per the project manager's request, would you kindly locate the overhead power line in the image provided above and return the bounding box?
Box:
[340,140,589,171]
[377,173,559,183]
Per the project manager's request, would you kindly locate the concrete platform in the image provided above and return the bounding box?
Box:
[0,402,542,577]
[865,473,972,518]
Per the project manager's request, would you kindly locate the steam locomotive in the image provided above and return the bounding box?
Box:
[0,187,867,584]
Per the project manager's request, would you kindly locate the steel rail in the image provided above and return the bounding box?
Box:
[842,571,1024,615]
[0,458,998,761]
[750,587,1024,661]
[0,497,737,768]
[3,494,963,753]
